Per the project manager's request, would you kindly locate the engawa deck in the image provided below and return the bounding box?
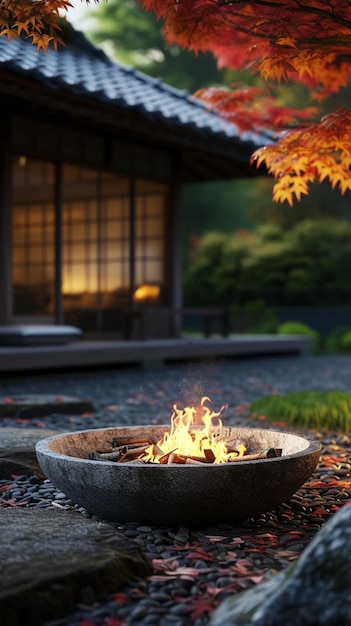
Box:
[0,334,311,373]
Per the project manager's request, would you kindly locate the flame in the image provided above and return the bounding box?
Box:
[142,396,246,464]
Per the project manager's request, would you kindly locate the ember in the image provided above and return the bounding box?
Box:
[89,397,283,465]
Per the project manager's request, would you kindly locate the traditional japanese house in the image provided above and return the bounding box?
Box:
[0,24,266,341]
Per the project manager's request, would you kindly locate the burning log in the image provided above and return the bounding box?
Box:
[88,452,103,461]
[228,448,282,462]
[117,459,146,465]
[98,450,125,461]
[158,448,178,464]
[109,435,157,447]
[88,434,282,466]
[89,441,150,462]
[102,445,149,462]
[148,443,166,461]
[203,448,216,463]
[167,452,208,464]
[167,452,179,464]
[121,445,150,460]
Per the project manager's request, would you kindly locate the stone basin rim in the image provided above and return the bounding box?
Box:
[36,425,321,467]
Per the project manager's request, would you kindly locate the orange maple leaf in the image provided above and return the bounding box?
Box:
[252,109,351,204]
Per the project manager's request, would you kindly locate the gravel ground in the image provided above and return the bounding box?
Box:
[1,353,351,626]
[1,353,351,432]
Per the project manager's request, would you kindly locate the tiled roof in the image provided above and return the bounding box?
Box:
[0,29,268,148]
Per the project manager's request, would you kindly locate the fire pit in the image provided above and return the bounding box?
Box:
[36,399,321,526]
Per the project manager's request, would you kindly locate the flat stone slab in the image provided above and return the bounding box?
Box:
[0,394,94,418]
[0,428,60,478]
[0,508,152,626]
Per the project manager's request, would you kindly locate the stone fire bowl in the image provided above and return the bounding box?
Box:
[36,426,321,527]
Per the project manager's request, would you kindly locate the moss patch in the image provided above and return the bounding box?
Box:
[249,390,351,430]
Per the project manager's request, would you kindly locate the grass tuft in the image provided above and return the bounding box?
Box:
[249,390,351,431]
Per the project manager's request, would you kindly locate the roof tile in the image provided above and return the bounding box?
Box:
[0,29,269,147]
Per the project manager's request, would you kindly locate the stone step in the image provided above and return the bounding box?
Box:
[0,428,60,478]
[0,394,94,418]
[0,508,151,626]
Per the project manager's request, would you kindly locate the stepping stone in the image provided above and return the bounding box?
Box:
[0,394,94,418]
[0,508,152,626]
[0,428,60,478]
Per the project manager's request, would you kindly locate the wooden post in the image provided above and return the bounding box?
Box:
[0,114,13,324]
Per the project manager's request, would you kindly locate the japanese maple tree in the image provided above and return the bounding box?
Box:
[3,0,351,205]
[0,0,73,50]
[140,0,351,205]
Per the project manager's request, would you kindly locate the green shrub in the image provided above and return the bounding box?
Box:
[230,300,278,333]
[340,331,351,352]
[277,321,322,351]
[183,219,351,309]
[249,390,351,430]
[277,321,317,337]
[246,301,278,333]
[249,313,278,334]
[325,326,351,353]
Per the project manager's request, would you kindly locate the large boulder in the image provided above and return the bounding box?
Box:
[210,503,351,626]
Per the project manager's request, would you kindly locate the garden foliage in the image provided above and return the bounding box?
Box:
[183,219,351,308]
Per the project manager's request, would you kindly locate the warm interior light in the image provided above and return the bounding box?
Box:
[133,283,161,303]
[142,396,246,464]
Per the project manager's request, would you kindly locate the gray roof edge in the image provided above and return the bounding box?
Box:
[0,28,272,149]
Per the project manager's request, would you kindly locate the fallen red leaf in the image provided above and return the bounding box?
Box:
[172,543,194,552]
[152,558,180,572]
[229,537,245,545]
[323,455,347,465]
[204,535,229,543]
[276,549,301,560]
[221,550,238,561]
[231,558,256,576]
[0,484,11,492]
[233,403,250,412]
[311,508,330,516]
[109,592,129,604]
[0,497,27,507]
[104,618,126,626]
[189,598,216,621]
[249,574,266,584]
[187,548,216,561]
